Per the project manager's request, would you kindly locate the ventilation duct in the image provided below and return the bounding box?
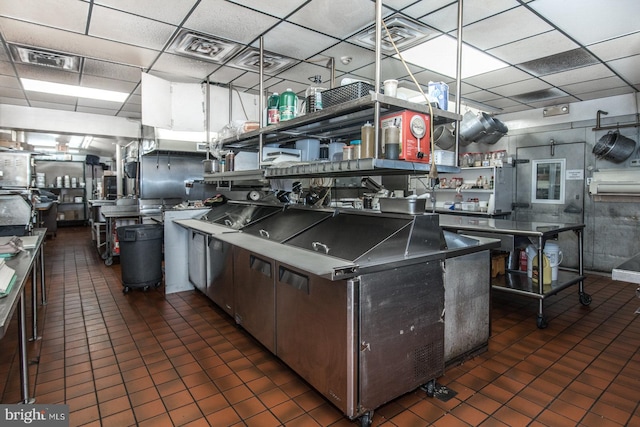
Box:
[170,30,241,63]
[350,14,435,53]
[229,48,296,74]
[8,44,80,72]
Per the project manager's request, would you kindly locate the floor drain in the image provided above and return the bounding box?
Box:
[430,383,458,402]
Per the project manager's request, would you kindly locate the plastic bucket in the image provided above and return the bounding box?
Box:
[544,242,563,281]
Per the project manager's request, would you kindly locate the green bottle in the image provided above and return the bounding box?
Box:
[279,88,297,121]
[267,92,280,125]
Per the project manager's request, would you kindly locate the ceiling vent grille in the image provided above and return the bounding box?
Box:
[350,14,435,53]
[517,48,598,76]
[512,88,567,103]
[9,44,80,72]
[170,30,241,63]
[229,48,296,74]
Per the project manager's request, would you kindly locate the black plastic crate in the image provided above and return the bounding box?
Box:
[321,82,375,109]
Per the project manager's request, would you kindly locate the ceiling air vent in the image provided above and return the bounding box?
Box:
[8,44,80,72]
[229,48,295,74]
[517,48,598,76]
[350,14,435,53]
[170,30,240,63]
[512,88,567,103]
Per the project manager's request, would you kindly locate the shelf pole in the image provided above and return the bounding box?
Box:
[454,0,464,166]
[374,0,382,159]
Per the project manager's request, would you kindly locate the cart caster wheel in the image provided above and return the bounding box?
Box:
[123,286,130,294]
[536,315,548,329]
[579,292,592,306]
[359,411,373,427]
[154,282,161,289]
[424,379,436,397]
[105,257,113,266]
[143,285,150,292]
[101,252,108,260]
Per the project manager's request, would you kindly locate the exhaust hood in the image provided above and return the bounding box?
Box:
[589,169,640,201]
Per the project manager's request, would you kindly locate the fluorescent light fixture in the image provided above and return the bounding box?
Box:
[81,136,93,149]
[21,78,128,102]
[67,136,84,148]
[398,35,508,79]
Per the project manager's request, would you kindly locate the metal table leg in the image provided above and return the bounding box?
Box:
[18,289,35,404]
[39,246,46,305]
[29,264,41,342]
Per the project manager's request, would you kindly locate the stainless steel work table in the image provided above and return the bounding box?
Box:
[439,215,589,328]
[0,228,46,403]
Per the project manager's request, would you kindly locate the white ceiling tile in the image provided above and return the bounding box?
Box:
[462,6,553,50]
[29,101,77,111]
[227,0,310,19]
[88,6,176,51]
[482,97,524,109]
[487,31,578,65]
[588,31,640,62]
[275,62,333,87]
[0,0,88,33]
[316,43,375,74]
[287,0,376,39]
[608,55,640,85]
[562,76,628,96]
[117,110,140,119]
[463,90,504,103]
[0,61,15,76]
[530,0,640,45]
[490,78,552,97]
[76,106,119,115]
[414,0,519,33]
[120,101,141,113]
[149,53,219,81]
[0,74,20,89]
[81,75,138,93]
[0,96,29,106]
[251,21,338,62]
[83,59,142,83]
[0,86,25,99]
[208,67,252,86]
[185,0,280,45]
[356,57,426,84]
[76,98,124,109]
[0,47,8,62]
[92,0,199,25]
[542,64,614,87]
[464,67,532,90]
[576,86,636,101]
[0,17,160,68]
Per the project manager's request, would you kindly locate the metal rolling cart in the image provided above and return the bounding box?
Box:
[440,215,589,328]
[100,205,144,266]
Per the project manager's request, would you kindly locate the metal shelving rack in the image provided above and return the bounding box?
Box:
[204,93,462,182]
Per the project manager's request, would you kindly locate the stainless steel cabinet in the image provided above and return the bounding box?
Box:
[233,248,276,353]
[207,237,234,316]
[187,231,207,293]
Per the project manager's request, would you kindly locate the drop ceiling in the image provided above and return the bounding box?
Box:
[0,0,639,154]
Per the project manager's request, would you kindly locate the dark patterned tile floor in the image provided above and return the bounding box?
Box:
[1,226,639,426]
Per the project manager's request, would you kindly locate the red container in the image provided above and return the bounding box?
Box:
[380,110,431,162]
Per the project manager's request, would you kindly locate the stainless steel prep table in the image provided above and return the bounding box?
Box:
[0,228,46,403]
[439,215,589,328]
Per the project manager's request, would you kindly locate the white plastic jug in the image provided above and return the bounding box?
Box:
[544,242,563,281]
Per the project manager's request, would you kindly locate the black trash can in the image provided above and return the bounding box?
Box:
[117,224,163,292]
